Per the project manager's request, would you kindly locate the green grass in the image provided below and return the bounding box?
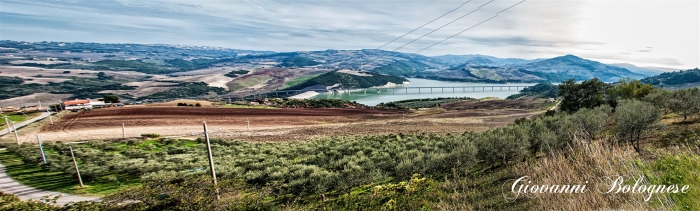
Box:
[640,153,700,210]
[227,75,270,91]
[1,112,41,130]
[0,150,139,196]
[280,74,321,90]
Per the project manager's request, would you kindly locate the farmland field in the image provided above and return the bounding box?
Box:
[35,98,550,142]
[279,73,322,89]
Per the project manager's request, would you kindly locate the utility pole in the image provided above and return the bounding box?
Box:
[69,146,84,187]
[3,116,9,133]
[38,100,42,108]
[46,108,53,125]
[191,122,221,200]
[246,117,251,133]
[122,123,126,138]
[19,99,24,108]
[11,121,20,145]
[37,135,46,164]
[57,100,63,111]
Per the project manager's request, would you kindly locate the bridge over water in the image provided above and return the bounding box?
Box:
[231,85,532,100]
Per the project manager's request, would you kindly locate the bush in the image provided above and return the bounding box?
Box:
[141,133,161,139]
[669,88,700,120]
[614,99,660,152]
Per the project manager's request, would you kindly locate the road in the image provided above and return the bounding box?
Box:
[0,163,100,206]
[0,112,50,136]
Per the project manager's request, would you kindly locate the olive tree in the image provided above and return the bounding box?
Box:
[571,105,612,144]
[643,89,672,113]
[474,125,530,166]
[614,99,660,152]
[669,88,700,120]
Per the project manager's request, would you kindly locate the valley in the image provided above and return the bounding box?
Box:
[1,41,684,107]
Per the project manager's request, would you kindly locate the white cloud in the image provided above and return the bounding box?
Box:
[0,0,697,69]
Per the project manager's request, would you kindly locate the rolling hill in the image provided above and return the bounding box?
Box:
[432,54,544,66]
[514,55,646,82]
[641,68,700,87]
[609,63,664,77]
[283,71,408,90]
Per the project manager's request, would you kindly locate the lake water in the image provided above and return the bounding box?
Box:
[313,78,537,106]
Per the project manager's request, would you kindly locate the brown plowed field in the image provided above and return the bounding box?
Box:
[31,99,552,142]
[43,107,403,131]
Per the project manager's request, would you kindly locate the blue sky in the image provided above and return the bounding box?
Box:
[1,0,698,69]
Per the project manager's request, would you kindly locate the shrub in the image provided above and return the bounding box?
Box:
[614,99,660,152]
[141,133,161,139]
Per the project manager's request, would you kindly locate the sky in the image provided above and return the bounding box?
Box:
[1,0,698,69]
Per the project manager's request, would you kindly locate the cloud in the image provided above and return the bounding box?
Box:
[0,0,697,68]
[466,36,604,48]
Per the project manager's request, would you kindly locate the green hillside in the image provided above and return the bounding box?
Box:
[283,71,408,90]
[370,60,429,77]
[641,68,700,86]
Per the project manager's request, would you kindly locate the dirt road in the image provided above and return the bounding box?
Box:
[0,163,99,206]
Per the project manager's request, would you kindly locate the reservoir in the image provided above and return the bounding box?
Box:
[314,78,537,106]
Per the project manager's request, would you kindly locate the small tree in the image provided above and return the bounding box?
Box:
[669,88,700,120]
[643,89,671,113]
[614,99,660,152]
[571,105,612,144]
[195,103,202,107]
[103,95,120,103]
[559,78,610,113]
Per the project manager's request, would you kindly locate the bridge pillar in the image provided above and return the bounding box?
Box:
[364,89,366,95]
[453,87,454,93]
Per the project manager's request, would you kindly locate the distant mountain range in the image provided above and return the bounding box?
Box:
[432,54,545,66]
[608,63,664,77]
[423,54,648,82]
[512,55,646,82]
[1,40,689,95]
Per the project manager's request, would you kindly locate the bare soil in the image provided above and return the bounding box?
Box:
[36,99,549,142]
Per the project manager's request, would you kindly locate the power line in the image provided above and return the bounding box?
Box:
[414,0,526,55]
[358,0,497,70]
[389,0,496,53]
[376,0,473,50]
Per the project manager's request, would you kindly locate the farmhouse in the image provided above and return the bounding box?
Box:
[63,99,98,110]
[1,106,20,113]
